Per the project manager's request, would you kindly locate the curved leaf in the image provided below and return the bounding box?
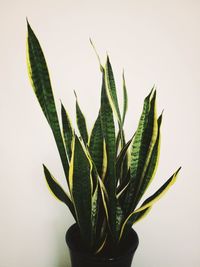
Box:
[43,165,76,219]
[119,167,181,240]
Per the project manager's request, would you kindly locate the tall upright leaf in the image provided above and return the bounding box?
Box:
[122,71,128,126]
[69,135,93,247]
[134,113,163,204]
[104,56,121,124]
[100,69,117,240]
[61,103,74,160]
[89,111,104,176]
[74,91,89,145]
[123,89,158,214]
[26,22,69,182]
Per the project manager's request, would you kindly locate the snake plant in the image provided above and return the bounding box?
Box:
[26,21,181,254]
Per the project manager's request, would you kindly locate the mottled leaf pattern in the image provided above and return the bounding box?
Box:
[100,69,117,239]
[124,90,158,215]
[69,135,93,246]
[75,92,89,145]
[104,56,121,124]
[26,22,69,183]
[89,111,104,176]
[61,103,74,160]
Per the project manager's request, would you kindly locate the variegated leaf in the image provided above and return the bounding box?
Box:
[100,69,117,240]
[26,22,69,182]
[119,167,181,240]
[69,135,93,246]
[43,165,76,219]
[61,103,74,160]
[75,91,89,145]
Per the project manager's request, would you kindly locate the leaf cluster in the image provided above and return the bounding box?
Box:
[26,21,181,253]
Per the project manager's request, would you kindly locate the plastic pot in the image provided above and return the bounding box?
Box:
[66,224,139,267]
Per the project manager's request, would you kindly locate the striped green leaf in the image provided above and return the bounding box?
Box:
[134,113,163,204]
[104,55,121,124]
[119,167,181,240]
[69,135,93,247]
[89,111,104,177]
[75,92,89,145]
[26,22,69,183]
[43,165,76,219]
[116,135,134,185]
[123,89,158,215]
[100,69,117,240]
[122,71,128,126]
[61,103,74,160]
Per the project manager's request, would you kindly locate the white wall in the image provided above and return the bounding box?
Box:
[1,1,200,266]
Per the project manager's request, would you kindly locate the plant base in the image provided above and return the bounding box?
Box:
[66,224,139,267]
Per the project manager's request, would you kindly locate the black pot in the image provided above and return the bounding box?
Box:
[66,224,139,267]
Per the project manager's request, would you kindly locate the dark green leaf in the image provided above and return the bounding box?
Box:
[43,165,76,219]
[135,113,163,204]
[100,69,117,240]
[105,56,121,124]
[123,89,158,215]
[61,103,74,160]
[75,91,89,145]
[89,111,104,177]
[26,22,69,183]
[122,71,128,125]
[69,135,93,247]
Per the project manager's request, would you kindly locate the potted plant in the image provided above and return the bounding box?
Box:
[26,21,181,267]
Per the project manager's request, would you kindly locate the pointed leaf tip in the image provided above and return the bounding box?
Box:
[73,90,77,99]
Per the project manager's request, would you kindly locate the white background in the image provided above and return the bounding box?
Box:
[1,1,200,266]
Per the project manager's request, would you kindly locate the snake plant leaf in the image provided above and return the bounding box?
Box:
[26,22,69,183]
[74,91,89,145]
[116,135,134,185]
[43,165,76,219]
[104,55,122,124]
[132,206,152,225]
[124,89,158,215]
[134,112,163,205]
[100,69,117,240]
[115,71,128,154]
[134,167,181,213]
[119,167,181,240]
[89,111,104,176]
[122,71,128,126]
[69,134,93,246]
[61,103,74,160]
